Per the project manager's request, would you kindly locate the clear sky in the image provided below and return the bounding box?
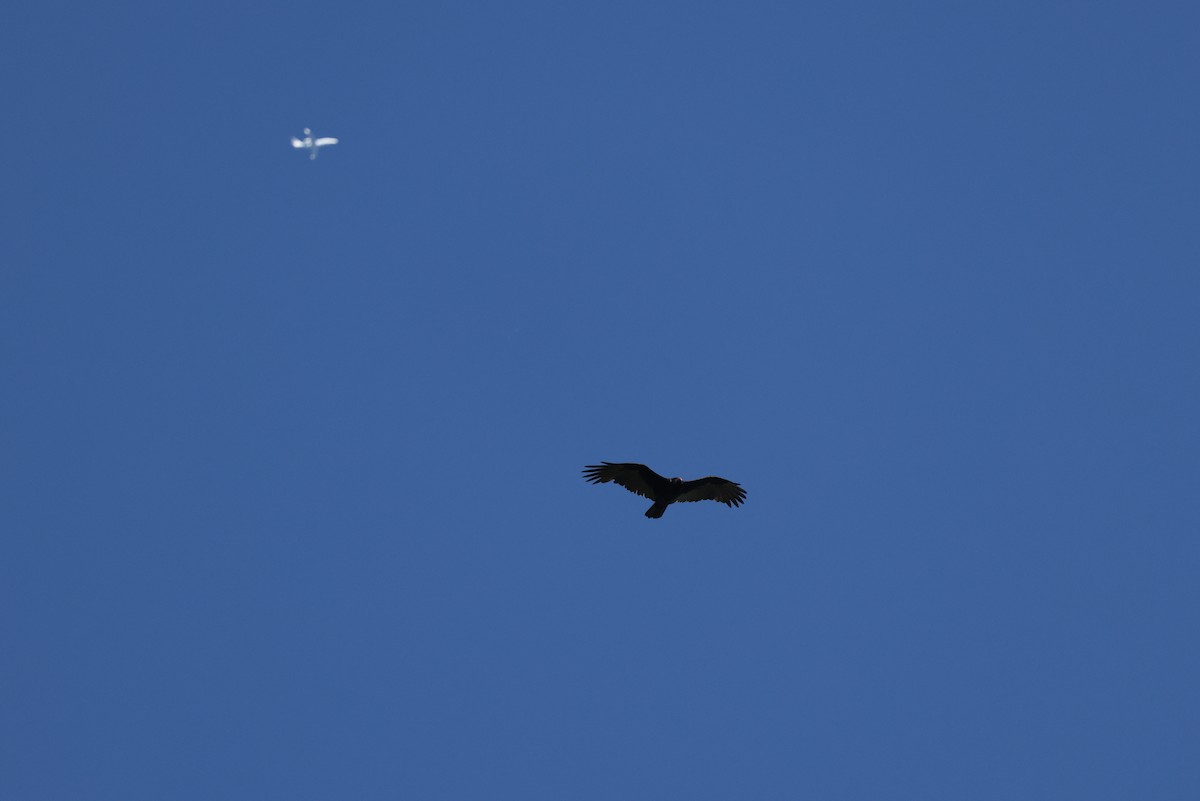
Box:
[3,1,1198,798]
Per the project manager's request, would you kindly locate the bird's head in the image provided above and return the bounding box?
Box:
[670,477,683,485]
[303,127,312,135]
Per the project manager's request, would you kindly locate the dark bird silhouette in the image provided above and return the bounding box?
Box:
[582,462,747,518]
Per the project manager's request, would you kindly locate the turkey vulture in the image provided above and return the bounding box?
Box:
[582,462,747,518]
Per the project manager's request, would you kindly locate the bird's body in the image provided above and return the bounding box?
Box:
[582,462,746,518]
[290,127,339,159]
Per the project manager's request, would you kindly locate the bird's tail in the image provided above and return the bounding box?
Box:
[644,502,668,519]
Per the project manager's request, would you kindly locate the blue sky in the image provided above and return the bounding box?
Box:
[3,1,1198,798]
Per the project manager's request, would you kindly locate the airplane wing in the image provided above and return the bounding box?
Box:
[314,137,339,146]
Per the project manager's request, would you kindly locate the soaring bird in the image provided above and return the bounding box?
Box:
[290,127,339,160]
[582,462,747,518]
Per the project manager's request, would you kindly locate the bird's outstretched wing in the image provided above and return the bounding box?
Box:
[291,138,306,148]
[674,477,747,507]
[582,462,669,500]
[314,137,339,146]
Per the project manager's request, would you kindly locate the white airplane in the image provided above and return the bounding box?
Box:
[291,128,338,160]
